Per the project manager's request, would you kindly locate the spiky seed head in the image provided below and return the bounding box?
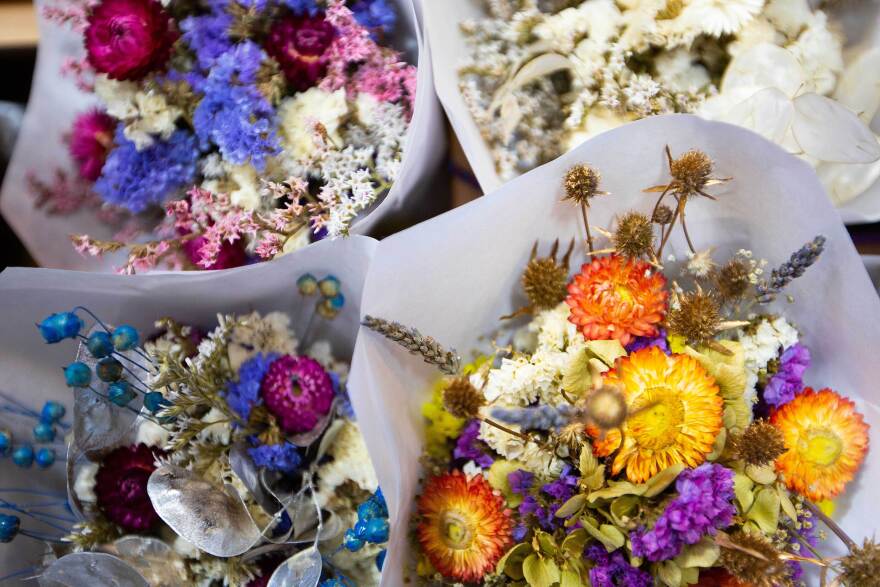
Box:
[652,204,674,225]
[563,164,601,205]
[442,376,486,420]
[667,290,721,346]
[583,385,628,430]
[840,539,880,587]
[715,259,751,302]
[720,531,792,587]
[670,149,713,194]
[613,212,654,259]
[523,256,570,310]
[729,420,787,467]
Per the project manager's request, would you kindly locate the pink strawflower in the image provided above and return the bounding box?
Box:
[94,444,162,532]
[84,0,177,81]
[261,355,334,434]
[69,110,116,181]
[265,15,336,91]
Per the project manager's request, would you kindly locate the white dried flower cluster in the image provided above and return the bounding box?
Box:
[94,75,182,149]
[462,0,880,198]
[737,315,799,404]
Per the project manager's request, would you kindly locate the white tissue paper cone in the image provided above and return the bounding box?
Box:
[349,114,880,585]
[424,0,880,224]
[0,235,376,578]
[0,0,441,270]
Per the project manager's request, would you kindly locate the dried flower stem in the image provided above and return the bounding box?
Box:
[481,417,532,442]
[581,204,595,253]
[806,500,856,551]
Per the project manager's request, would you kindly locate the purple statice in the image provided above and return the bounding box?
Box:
[785,505,820,582]
[630,463,735,562]
[763,343,810,408]
[351,0,397,34]
[626,328,670,355]
[248,441,302,474]
[586,545,653,587]
[282,0,320,15]
[453,420,493,468]
[180,7,234,71]
[94,127,199,212]
[193,41,280,170]
[518,495,554,530]
[508,469,534,495]
[542,464,578,501]
[225,352,279,420]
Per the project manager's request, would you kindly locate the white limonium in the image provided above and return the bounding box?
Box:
[278,88,349,162]
[738,316,799,403]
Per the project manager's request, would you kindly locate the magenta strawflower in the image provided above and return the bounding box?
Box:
[84,0,177,81]
[69,110,116,181]
[630,463,735,562]
[265,15,336,91]
[94,444,162,532]
[261,355,334,433]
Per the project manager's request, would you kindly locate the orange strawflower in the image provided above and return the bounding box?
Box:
[590,347,723,483]
[566,255,667,346]
[772,388,869,501]
[416,471,513,582]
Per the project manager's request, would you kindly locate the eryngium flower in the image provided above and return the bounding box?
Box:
[442,376,485,420]
[613,212,654,259]
[720,531,792,587]
[521,240,573,310]
[729,420,787,467]
[670,149,714,195]
[714,259,751,301]
[563,164,602,205]
[667,290,721,346]
[840,538,880,587]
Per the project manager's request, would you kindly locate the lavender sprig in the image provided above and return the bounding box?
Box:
[490,404,576,431]
[756,236,825,302]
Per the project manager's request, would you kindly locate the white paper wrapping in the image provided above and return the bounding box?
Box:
[423,0,880,224]
[0,0,442,270]
[0,235,376,582]
[349,114,880,585]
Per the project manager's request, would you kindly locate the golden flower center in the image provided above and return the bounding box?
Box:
[613,282,633,304]
[440,510,475,551]
[798,428,843,467]
[628,387,684,451]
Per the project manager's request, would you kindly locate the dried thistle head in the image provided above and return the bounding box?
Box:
[563,164,602,205]
[840,538,880,587]
[715,259,751,302]
[667,289,721,346]
[582,385,628,431]
[729,420,787,467]
[652,204,674,225]
[613,212,654,259]
[720,531,793,587]
[442,376,486,420]
[522,240,574,310]
[670,149,714,195]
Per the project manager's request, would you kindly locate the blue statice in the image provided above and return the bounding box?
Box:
[180,8,234,71]
[225,352,279,420]
[248,441,302,474]
[192,41,281,170]
[330,372,356,420]
[94,127,199,213]
[352,0,397,34]
[282,0,320,15]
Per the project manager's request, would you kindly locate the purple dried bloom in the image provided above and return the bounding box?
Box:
[248,441,302,474]
[586,545,653,587]
[630,463,735,562]
[180,8,233,70]
[764,343,810,407]
[225,352,279,420]
[507,470,534,495]
[541,464,578,501]
[453,420,493,468]
[626,328,670,355]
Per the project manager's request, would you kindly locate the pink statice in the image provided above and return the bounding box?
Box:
[60,56,96,92]
[27,169,99,215]
[43,0,97,33]
[254,233,284,259]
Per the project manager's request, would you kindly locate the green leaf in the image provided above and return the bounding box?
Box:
[588,480,645,502]
[580,446,599,476]
[584,340,627,368]
[610,495,640,527]
[562,350,592,397]
[681,567,700,585]
[582,519,623,551]
[600,525,626,549]
[733,473,755,513]
[706,427,727,462]
[488,460,525,507]
[560,564,582,587]
[778,485,798,522]
[746,463,777,485]
[497,543,532,580]
[561,529,588,558]
[555,494,586,519]
[522,554,560,587]
[581,465,606,492]
[535,531,557,556]
[657,561,682,587]
[643,464,685,497]
[747,487,781,534]
[675,537,720,568]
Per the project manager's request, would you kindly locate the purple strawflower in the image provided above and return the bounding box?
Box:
[95,126,199,212]
[225,352,279,420]
[508,469,534,495]
[763,343,810,408]
[453,420,493,468]
[630,463,735,562]
[248,441,302,474]
[192,41,280,170]
[626,328,670,355]
[351,0,397,34]
[586,545,653,587]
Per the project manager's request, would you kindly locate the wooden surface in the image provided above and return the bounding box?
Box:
[0,1,38,49]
